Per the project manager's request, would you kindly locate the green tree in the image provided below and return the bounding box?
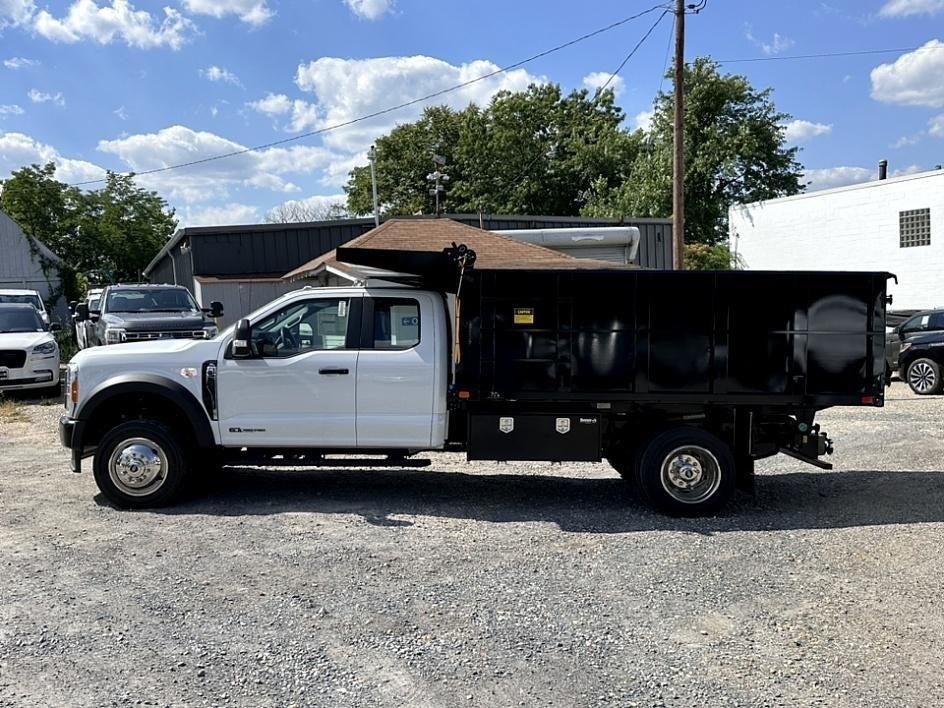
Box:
[0,163,177,294]
[584,57,804,252]
[345,85,639,217]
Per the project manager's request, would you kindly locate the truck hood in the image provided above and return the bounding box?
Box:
[72,337,222,365]
[102,311,208,330]
[0,331,54,350]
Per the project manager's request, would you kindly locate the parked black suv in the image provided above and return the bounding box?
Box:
[889,309,944,395]
[75,284,223,346]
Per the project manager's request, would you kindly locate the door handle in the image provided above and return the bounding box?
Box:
[319,368,349,375]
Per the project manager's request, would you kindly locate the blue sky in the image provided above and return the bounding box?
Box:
[1,0,943,227]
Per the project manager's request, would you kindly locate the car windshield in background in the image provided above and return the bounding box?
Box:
[105,289,198,313]
[0,294,42,310]
[0,307,44,333]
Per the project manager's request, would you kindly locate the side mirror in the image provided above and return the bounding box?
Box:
[75,303,90,322]
[49,322,63,332]
[209,300,224,318]
[232,319,253,359]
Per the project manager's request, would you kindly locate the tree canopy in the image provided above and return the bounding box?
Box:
[345,85,640,217]
[345,59,804,268]
[0,164,177,297]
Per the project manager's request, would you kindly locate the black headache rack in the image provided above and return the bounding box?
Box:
[337,245,893,467]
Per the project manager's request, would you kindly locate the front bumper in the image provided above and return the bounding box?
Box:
[0,366,59,391]
[59,415,85,473]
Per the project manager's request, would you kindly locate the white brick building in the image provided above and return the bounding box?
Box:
[729,168,944,312]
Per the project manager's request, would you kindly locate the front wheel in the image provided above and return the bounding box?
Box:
[636,427,736,517]
[906,358,942,395]
[92,420,190,509]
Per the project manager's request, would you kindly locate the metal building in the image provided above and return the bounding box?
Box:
[0,209,67,322]
[143,214,673,325]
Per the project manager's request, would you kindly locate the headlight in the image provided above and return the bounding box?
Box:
[900,342,912,353]
[32,341,58,356]
[203,325,218,338]
[105,327,127,344]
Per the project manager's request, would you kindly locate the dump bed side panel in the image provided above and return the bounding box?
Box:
[456,270,888,405]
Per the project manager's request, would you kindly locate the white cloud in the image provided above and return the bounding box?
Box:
[33,0,195,50]
[114,105,128,120]
[891,164,924,177]
[879,0,944,16]
[343,0,392,20]
[804,166,873,191]
[180,0,273,26]
[782,119,832,143]
[0,131,106,184]
[929,113,944,137]
[745,26,795,56]
[3,56,39,69]
[201,65,242,88]
[892,133,922,148]
[247,92,320,132]
[870,40,944,107]
[633,110,654,132]
[582,72,624,98]
[179,202,260,227]
[27,89,65,106]
[97,124,338,203]
[0,0,34,28]
[293,55,543,155]
[0,104,24,116]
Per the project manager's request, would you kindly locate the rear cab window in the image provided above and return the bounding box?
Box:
[370,298,420,350]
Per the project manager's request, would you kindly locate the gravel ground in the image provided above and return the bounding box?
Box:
[1,383,943,707]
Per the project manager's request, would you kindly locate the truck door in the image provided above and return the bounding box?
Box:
[356,294,437,448]
[217,295,360,447]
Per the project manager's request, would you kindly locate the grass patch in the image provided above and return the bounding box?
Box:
[0,397,27,424]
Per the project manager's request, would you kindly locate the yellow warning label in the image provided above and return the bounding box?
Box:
[513,307,534,325]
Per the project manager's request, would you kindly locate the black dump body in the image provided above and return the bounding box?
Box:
[455,269,890,408]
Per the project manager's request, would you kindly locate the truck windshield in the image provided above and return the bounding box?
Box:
[0,308,44,333]
[105,289,198,313]
[0,294,42,311]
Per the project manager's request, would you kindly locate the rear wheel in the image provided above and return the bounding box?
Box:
[906,358,942,395]
[93,420,190,509]
[636,427,736,517]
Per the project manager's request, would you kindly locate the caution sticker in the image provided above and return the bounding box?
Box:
[513,307,534,325]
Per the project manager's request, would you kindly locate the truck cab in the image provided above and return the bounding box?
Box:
[60,286,450,507]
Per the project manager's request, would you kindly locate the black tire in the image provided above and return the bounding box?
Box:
[635,427,736,517]
[93,420,190,509]
[906,358,943,395]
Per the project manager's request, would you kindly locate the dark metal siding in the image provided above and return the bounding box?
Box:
[189,223,374,278]
[147,214,674,288]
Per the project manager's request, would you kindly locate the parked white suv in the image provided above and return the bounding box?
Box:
[0,303,61,393]
[0,289,50,325]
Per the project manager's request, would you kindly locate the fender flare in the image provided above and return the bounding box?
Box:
[75,373,215,450]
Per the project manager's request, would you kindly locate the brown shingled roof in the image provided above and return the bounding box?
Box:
[284,217,625,280]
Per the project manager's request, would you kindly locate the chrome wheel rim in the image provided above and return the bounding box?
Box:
[909,362,937,394]
[660,445,721,504]
[108,437,168,497]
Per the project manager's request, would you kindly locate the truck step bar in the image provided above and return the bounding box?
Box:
[223,453,432,469]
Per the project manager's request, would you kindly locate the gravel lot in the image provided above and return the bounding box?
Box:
[1,383,943,707]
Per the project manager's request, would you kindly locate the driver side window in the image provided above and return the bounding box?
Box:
[901,314,929,335]
[252,298,350,358]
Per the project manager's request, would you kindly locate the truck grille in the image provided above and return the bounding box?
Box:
[124,331,207,341]
[0,350,27,368]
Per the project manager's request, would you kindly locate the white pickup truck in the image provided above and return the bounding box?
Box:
[61,286,450,506]
[60,248,889,516]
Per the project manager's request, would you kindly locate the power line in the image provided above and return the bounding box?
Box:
[718,43,944,64]
[71,3,670,187]
[598,9,670,93]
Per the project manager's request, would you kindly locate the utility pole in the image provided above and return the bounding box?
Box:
[368,145,380,227]
[673,0,686,270]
